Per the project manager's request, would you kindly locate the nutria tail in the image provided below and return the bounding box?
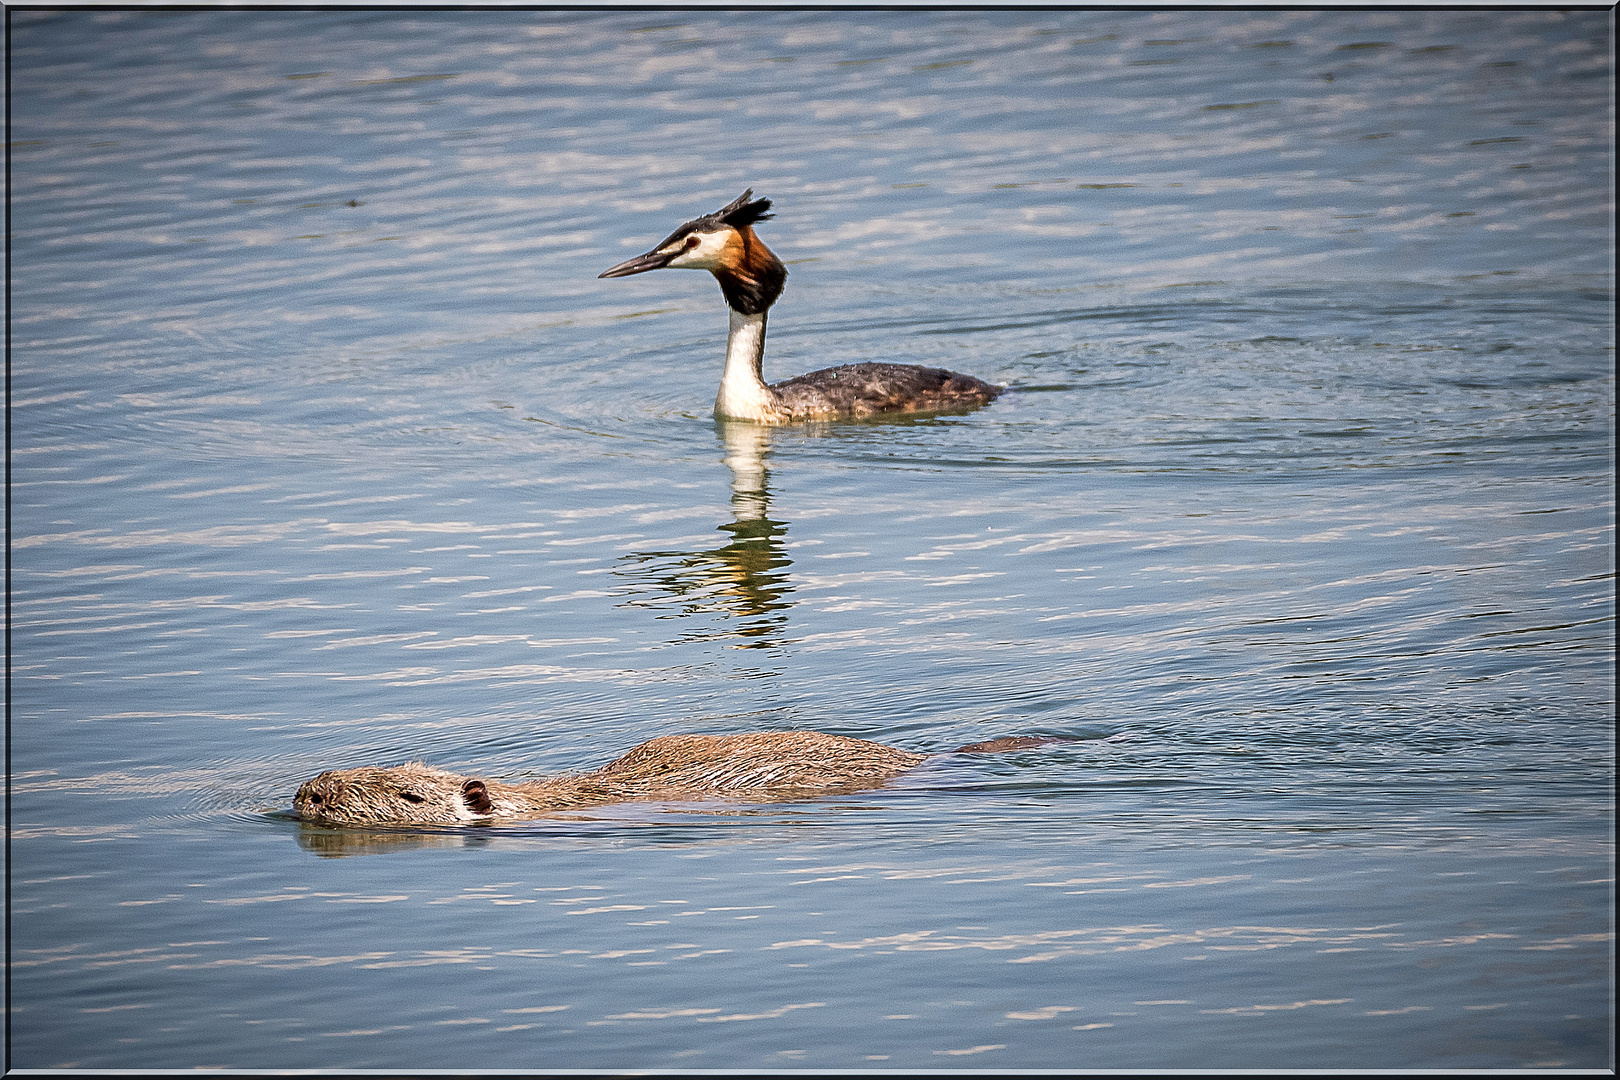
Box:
[951,735,1070,753]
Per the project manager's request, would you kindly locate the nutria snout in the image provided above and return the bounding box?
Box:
[295,730,1064,826]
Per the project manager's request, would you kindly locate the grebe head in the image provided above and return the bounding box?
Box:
[599,189,787,316]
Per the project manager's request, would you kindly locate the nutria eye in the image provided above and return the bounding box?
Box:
[400,791,425,804]
[309,793,323,804]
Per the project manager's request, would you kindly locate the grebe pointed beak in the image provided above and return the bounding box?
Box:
[599,248,677,278]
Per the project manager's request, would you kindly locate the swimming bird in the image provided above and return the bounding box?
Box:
[599,190,1003,424]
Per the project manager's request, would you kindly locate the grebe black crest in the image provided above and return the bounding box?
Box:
[600,190,1003,424]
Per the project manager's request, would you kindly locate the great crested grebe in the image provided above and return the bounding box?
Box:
[599,190,1003,424]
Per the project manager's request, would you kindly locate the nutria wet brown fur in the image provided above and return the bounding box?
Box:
[295,731,1062,826]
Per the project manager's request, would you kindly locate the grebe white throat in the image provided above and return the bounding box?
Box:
[716,310,786,424]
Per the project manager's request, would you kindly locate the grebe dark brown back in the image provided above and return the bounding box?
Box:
[599,190,1003,424]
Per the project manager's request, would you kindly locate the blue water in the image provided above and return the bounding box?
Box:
[9,8,1613,1072]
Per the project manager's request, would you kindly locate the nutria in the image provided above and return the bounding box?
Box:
[295,731,1061,826]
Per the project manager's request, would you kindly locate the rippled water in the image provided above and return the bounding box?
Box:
[9,8,1613,1072]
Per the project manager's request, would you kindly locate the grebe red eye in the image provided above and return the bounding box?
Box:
[686,235,700,248]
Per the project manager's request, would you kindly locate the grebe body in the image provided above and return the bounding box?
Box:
[600,191,1002,424]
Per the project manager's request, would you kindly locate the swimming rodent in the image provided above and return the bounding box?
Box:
[294,731,1062,826]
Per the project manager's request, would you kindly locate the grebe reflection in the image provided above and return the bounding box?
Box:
[615,423,793,648]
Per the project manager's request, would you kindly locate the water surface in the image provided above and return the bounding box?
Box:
[9,8,1613,1072]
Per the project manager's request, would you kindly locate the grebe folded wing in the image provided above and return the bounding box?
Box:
[772,362,1001,420]
[599,190,1002,424]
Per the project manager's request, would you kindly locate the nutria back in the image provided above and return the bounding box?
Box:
[295,730,1066,826]
[296,731,929,826]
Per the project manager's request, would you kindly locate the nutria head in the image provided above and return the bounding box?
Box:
[295,762,496,826]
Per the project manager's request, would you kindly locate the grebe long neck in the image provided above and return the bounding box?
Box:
[716,309,787,423]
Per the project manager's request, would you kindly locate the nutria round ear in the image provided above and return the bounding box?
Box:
[461,779,493,814]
